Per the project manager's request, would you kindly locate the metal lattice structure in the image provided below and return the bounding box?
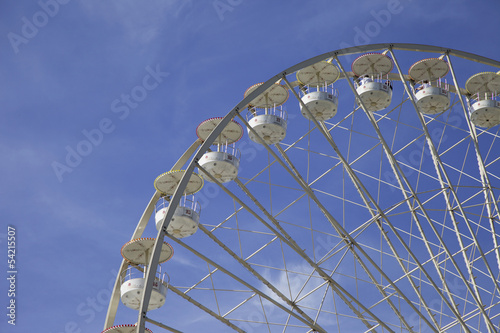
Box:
[103,44,500,333]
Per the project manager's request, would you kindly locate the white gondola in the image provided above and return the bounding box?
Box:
[120,266,169,311]
[352,53,393,112]
[355,76,393,112]
[154,196,201,238]
[198,145,241,183]
[413,80,450,114]
[296,61,340,121]
[197,117,243,183]
[246,106,287,144]
[300,85,339,120]
[244,82,289,144]
[465,71,500,128]
[468,93,500,128]
[409,57,451,114]
[118,238,173,313]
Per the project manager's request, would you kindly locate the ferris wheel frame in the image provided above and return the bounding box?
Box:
[102,43,500,333]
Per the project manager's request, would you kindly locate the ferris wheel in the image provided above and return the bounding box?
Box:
[102,44,500,333]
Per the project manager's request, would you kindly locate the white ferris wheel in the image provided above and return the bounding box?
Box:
[102,44,500,333]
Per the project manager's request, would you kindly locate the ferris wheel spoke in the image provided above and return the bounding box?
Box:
[199,151,397,331]
[367,115,483,330]
[143,317,182,333]
[167,284,246,332]
[335,53,482,331]
[166,232,327,332]
[312,132,448,330]
[288,77,458,326]
[275,141,439,331]
[447,55,500,278]
[289,70,480,330]
[235,179,392,331]
[441,299,500,333]
[391,49,500,322]
[194,223,326,330]
[198,162,383,328]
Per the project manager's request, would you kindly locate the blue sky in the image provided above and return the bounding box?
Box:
[2,0,500,332]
